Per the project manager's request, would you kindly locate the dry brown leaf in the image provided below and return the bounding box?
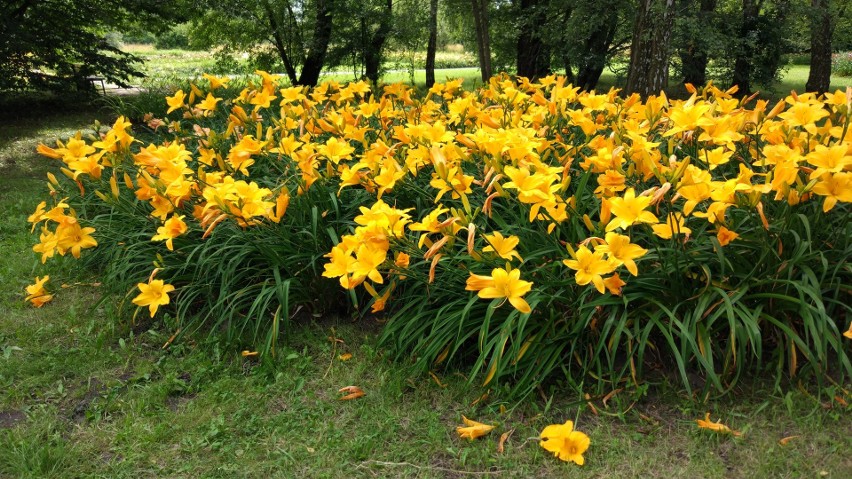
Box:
[429,371,447,388]
[497,429,514,454]
[602,388,623,408]
[778,435,800,446]
[470,391,489,407]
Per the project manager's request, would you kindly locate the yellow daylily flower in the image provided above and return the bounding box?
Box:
[539,419,590,465]
[196,92,223,112]
[716,226,739,246]
[456,416,495,440]
[563,245,617,293]
[695,412,741,437]
[605,188,658,232]
[652,212,692,240]
[465,267,533,313]
[482,231,522,261]
[132,279,176,318]
[202,73,230,90]
[25,276,53,308]
[165,89,186,114]
[594,232,647,276]
[152,215,188,251]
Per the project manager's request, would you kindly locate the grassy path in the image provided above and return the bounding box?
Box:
[1,103,850,478]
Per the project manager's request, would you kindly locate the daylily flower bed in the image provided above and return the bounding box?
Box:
[27,72,852,398]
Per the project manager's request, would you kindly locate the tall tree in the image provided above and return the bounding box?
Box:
[298,0,334,86]
[426,0,439,88]
[730,0,760,94]
[516,0,551,79]
[0,0,183,91]
[262,0,300,84]
[544,0,629,90]
[678,0,718,86]
[626,0,677,96]
[729,0,791,95]
[470,0,493,82]
[573,4,621,90]
[361,0,394,84]
[805,0,841,94]
[194,0,335,87]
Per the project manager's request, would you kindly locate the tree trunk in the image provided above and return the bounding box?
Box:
[426,0,439,88]
[563,56,575,83]
[680,0,717,87]
[731,0,760,95]
[805,0,834,94]
[471,0,493,82]
[626,0,677,97]
[262,0,298,85]
[516,0,550,80]
[363,0,393,84]
[575,9,618,91]
[298,0,334,86]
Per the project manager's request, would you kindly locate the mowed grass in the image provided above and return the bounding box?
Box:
[122,44,852,97]
[1,95,851,477]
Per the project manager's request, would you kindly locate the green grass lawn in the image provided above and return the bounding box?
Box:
[1,98,851,477]
[122,44,852,98]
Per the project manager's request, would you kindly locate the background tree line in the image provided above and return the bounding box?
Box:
[2,0,850,95]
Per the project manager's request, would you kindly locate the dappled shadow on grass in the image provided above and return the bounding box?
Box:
[2,307,850,478]
[0,94,109,178]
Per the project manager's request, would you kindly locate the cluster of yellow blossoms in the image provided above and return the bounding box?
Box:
[27,70,850,320]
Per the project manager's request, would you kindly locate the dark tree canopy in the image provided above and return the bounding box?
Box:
[0,0,184,92]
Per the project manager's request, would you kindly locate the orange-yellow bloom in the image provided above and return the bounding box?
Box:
[25,276,53,307]
[844,322,852,340]
[196,92,223,112]
[456,416,495,440]
[465,267,533,313]
[202,73,230,90]
[539,419,590,465]
[594,232,647,276]
[166,90,186,114]
[652,212,692,240]
[716,226,739,246]
[563,245,617,294]
[695,412,742,436]
[131,279,175,317]
[152,215,188,251]
[811,172,852,212]
[482,231,522,261]
[605,188,658,232]
[603,273,627,295]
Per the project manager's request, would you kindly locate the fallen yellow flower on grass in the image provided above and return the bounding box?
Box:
[25,276,53,308]
[843,322,852,340]
[695,412,742,436]
[338,385,365,400]
[456,416,495,440]
[539,419,590,465]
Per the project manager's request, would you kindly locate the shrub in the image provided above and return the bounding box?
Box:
[784,52,811,66]
[832,52,852,77]
[28,74,852,399]
[154,24,199,51]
